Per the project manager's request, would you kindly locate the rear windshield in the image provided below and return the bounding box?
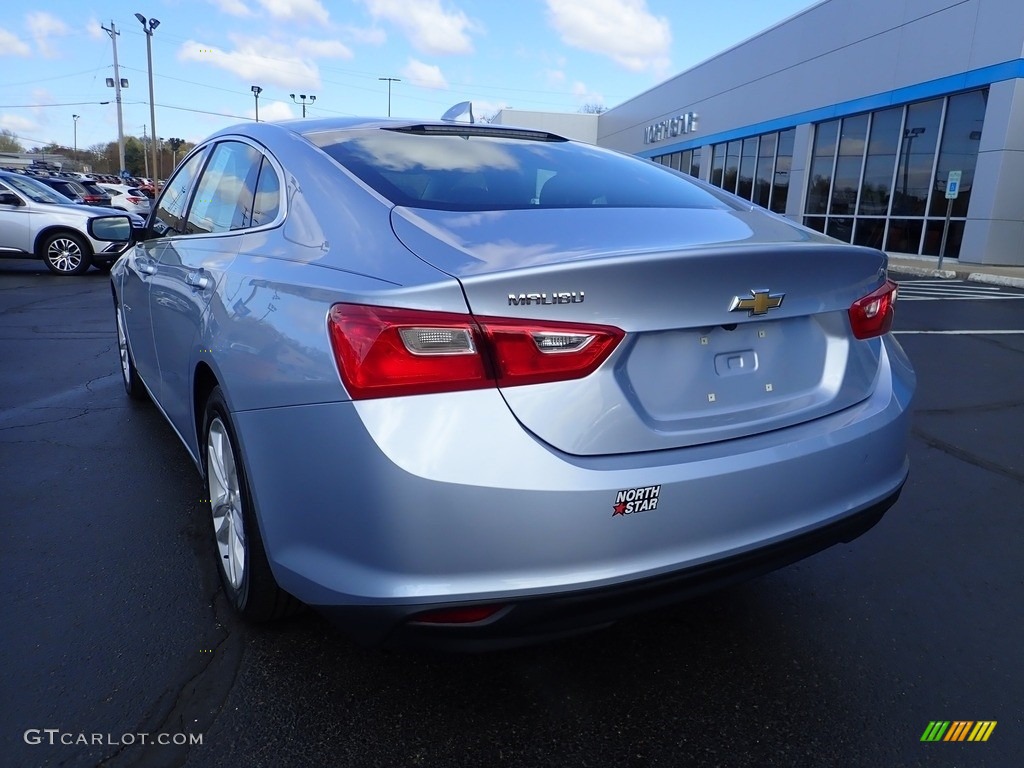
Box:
[305,127,730,212]
[0,174,72,204]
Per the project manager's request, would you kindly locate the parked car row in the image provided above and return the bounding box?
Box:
[0,170,141,274]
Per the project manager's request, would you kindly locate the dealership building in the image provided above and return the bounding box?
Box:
[498,0,1024,266]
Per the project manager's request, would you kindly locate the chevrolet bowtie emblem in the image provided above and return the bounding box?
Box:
[729,289,785,316]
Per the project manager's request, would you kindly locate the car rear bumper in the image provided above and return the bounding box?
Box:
[317,484,902,650]
[231,335,914,648]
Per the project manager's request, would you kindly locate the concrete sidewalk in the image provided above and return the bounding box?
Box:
[886,252,1024,289]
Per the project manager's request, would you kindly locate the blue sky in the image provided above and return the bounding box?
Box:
[1,0,819,153]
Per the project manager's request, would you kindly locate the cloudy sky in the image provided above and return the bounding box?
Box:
[1,0,817,154]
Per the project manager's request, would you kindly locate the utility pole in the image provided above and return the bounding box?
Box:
[102,21,127,176]
[72,114,79,156]
[379,77,400,117]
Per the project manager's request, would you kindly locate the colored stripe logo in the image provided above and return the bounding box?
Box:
[921,721,997,742]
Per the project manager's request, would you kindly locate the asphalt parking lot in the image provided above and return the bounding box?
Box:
[1,260,1021,767]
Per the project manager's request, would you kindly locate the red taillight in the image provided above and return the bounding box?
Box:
[849,279,898,339]
[327,303,624,399]
[126,196,145,204]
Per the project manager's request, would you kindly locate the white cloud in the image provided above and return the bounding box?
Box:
[0,27,31,56]
[572,81,605,108]
[253,101,296,122]
[85,18,104,41]
[401,59,448,90]
[545,69,565,85]
[546,0,671,73]
[362,0,478,55]
[342,25,387,46]
[177,35,353,90]
[209,0,254,16]
[26,12,71,58]
[0,114,37,134]
[258,0,330,25]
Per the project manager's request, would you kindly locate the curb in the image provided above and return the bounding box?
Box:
[888,265,958,279]
[966,272,1024,289]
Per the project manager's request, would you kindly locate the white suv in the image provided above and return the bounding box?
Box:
[0,171,134,275]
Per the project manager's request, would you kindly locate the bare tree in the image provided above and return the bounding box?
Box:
[578,103,607,114]
[0,129,24,153]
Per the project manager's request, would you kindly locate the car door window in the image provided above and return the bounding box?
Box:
[152,149,208,237]
[185,142,262,235]
[250,158,281,227]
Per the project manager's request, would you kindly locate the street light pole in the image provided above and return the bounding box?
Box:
[135,13,160,184]
[72,114,79,156]
[251,85,263,122]
[378,77,400,117]
[289,93,316,118]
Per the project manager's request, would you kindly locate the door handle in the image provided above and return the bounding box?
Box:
[186,270,211,290]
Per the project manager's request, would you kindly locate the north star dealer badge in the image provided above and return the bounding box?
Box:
[612,485,661,516]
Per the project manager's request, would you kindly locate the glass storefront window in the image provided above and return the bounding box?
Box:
[858,107,901,216]
[754,132,776,209]
[724,140,741,194]
[830,114,868,216]
[710,143,726,187]
[771,129,794,214]
[801,90,985,258]
[690,147,702,178]
[738,137,757,200]
[806,120,839,215]
[892,98,942,216]
[930,89,986,217]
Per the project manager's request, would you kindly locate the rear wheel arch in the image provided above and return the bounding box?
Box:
[193,361,220,463]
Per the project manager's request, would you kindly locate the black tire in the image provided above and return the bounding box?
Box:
[114,300,147,401]
[40,231,92,275]
[202,387,297,621]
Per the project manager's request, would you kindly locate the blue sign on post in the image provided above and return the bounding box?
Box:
[945,170,962,200]
[120,169,131,180]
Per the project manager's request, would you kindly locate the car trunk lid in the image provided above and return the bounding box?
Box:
[391,206,889,455]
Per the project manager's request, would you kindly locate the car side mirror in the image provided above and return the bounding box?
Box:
[88,215,133,243]
[0,191,23,207]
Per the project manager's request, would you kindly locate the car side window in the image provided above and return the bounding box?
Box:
[249,158,281,227]
[185,142,262,235]
[152,150,208,237]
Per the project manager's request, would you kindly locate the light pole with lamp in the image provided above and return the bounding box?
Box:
[378,77,400,116]
[251,85,263,122]
[72,114,79,158]
[289,93,316,118]
[135,13,160,185]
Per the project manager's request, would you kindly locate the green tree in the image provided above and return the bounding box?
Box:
[125,136,145,175]
[0,129,24,153]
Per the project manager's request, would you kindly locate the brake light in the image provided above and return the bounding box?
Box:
[327,304,624,399]
[126,196,146,204]
[849,279,898,339]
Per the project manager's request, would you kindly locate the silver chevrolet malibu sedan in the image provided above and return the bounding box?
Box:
[110,115,915,649]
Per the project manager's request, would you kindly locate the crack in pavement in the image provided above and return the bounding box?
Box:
[912,425,1024,485]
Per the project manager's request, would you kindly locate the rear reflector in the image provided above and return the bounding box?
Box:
[327,303,623,399]
[409,604,505,625]
[849,279,898,339]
